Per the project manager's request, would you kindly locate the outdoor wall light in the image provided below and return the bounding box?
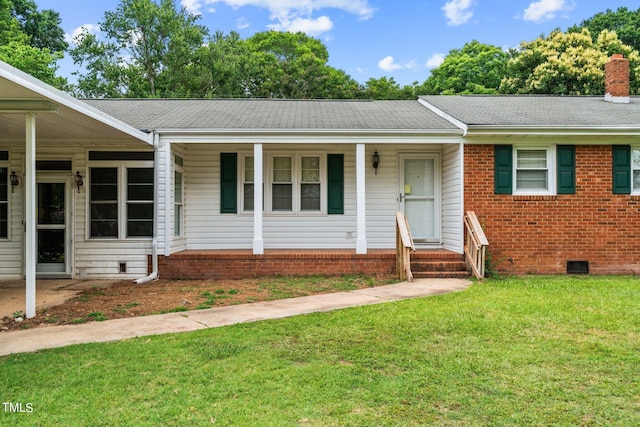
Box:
[372,151,380,175]
[74,171,84,193]
[10,170,18,192]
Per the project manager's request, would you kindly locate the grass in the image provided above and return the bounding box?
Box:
[1,275,640,425]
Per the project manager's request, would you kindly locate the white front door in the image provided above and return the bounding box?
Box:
[36,180,69,275]
[399,154,441,244]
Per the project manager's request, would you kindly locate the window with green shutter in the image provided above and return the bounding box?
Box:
[612,145,631,194]
[327,154,344,214]
[557,145,576,194]
[220,153,237,213]
[494,145,512,194]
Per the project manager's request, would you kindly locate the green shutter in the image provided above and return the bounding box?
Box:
[612,145,631,194]
[494,145,512,194]
[327,154,344,214]
[557,145,576,194]
[220,153,237,213]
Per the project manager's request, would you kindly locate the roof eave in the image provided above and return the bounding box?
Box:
[466,125,640,137]
[0,61,151,144]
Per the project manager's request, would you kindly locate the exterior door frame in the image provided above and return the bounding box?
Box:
[36,174,72,277]
[398,152,442,245]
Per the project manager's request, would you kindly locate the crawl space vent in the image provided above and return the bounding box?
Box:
[567,261,589,274]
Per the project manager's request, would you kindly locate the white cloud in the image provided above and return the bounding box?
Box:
[377,56,419,72]
[181,0,203,14]
[426,53,446,68]
[237,17,251,29]
[66,24,101,45]
[182,0,375,36]
[378,56,403,72]
[523,0,575,23]
[442,0,474,26]
[268,15,333,35]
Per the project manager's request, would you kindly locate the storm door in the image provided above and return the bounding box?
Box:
[399,154,441,243]
[36,181,69,274]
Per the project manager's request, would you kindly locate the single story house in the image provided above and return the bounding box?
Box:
[1,55,638,317]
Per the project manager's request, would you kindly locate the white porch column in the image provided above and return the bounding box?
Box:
[356,143,367,254]
[25,113,36,318]
[253,143,264,254]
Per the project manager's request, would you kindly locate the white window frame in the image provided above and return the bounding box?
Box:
[240,152,327,215]
[87,160,154,240]
[632,147,640,194]
[173,155,184,237]
[513,145,556,196]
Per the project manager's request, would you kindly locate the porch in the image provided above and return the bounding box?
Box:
[153,249,469,280]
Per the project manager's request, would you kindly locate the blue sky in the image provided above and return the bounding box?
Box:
[35,0,640,86]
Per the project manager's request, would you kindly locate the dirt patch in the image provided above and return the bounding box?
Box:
[1,275,396,332]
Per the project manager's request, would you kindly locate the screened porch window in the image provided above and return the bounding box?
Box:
[89,155,154,239]
[301,156,320,211]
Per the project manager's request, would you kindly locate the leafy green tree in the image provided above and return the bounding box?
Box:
[500,29,640,95]
[70,0,208,97]
[8,0,67,52]
[364,76,418,99]
[421,40,508,94]
[0,0,67,88]
[243,30,360,99]
[569,7,640,52]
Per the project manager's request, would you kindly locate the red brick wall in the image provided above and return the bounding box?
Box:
[155,251,397,279]
[464,144,640,275]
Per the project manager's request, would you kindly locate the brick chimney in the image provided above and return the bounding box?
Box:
[604,54,630,104]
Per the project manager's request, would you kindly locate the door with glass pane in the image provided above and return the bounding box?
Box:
[399,154,440,243]
[37,181,68,274]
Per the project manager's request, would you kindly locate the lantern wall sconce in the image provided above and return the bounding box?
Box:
[10,170,18,193]
[372,151,380,175]
[74,171,84,193]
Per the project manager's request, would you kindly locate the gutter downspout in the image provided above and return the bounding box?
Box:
[134,130,159,284]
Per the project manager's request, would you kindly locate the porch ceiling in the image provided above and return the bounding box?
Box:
[0,62,150,147]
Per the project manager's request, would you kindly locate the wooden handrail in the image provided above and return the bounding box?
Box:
[396,211,415,282]
[464,211,489,279]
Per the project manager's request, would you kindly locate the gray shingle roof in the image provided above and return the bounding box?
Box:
[83,98,460,132]
[419,95,640,128]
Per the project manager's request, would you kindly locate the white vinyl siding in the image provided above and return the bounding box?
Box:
[178,144,463,253]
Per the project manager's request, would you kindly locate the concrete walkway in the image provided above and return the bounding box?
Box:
[0,278,472,357]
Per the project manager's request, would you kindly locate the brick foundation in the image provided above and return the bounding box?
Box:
[155,250,397,279]
[153,249,466,280]
[464,144,640,275]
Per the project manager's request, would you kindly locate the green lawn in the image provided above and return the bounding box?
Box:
[2,276,640,426]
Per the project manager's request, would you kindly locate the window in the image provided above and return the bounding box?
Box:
[0,167,7,238]
[272,156,293,211]
[516,150,548,190]
[494,145,559,195]
[301,157,320,210]
[89,152,154,238]
[126,168,154,237]
[90,168,118,237]
[243,156,254,211]
[231,152,343,215]
[633,149,640,193]
[174,155,184,237]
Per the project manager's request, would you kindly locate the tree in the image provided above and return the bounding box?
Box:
[0,0,67,89]
[70,0,208,97]
[421,40,508,95]
[363,77,418,99]
[8,0,67,52]
[243,31,360,99]
[500,29,640,95]
[569,7,640,52]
